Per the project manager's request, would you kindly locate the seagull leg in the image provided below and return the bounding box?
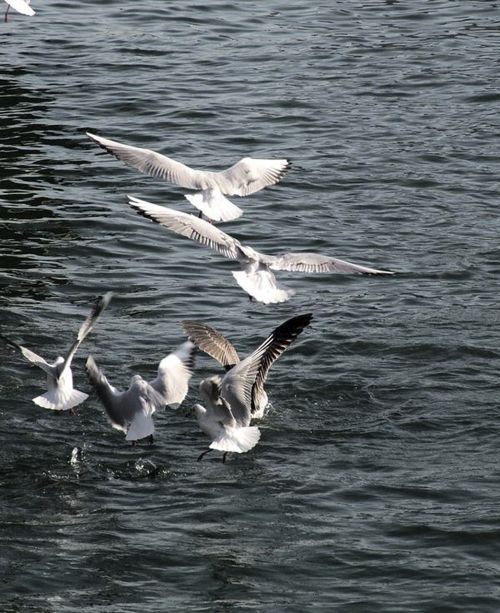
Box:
[69,408,76,416]
[222,452,229,464]
[131,440,137,447]
[4,5,9,21]
[148,434,154,446]
[197,448,212,462]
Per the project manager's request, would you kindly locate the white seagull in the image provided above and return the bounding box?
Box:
[193,313,312,462]
[86,340,196,443]
[128,196,394,304]
[1,293,112,412]
[182,316,311,418]
[86,132,290,223]
[4,0,35,21]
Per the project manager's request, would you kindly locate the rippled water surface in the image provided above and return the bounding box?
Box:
[2,1,500,611]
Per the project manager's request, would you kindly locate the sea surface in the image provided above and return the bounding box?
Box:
[1,1,500,611]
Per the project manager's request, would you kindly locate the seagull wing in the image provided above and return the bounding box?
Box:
[62,292,113,372]
[181,320,240,370]
[85,355,129,432]
[269,253,394,275]
[216,157,291,196]
[0,334,54,376]
[128,196,242,260]
[221,315,311,426]
[87,133,208,189]
[149,340,196,408]
[251,313,313,415]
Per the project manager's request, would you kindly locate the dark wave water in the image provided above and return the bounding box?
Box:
[1,1,500,611]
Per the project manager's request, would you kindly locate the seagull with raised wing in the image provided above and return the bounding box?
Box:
[182,317,310,418]
[128,196,394,304]
[1,293,112,412]
[4,0,35,21]
[87,132,290,222]
[86,340,196,443]
[193,313,312,462]
[86,356,164,444]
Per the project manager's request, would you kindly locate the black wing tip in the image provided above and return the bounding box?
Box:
[271,313,313,344]
[0,333,20,351]
[129,202,156,224]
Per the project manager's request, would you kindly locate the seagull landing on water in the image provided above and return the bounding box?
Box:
[193,313,312,462]
[182,316,310,418]
[128,196,395,305]
[4,0,35,21]
[86,132,290,223]
[0,293,112,412]
[85,340,196,444]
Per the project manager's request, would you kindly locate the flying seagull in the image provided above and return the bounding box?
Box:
[1,293,112,412]
[86,340,196,443]
[193,313,312,462]
[86,132,290,222]
[4,0,35,21]
[182,316,311,418]
[128,196,394,304]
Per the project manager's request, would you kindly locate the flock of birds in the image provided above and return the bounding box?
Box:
[4,3,395,462]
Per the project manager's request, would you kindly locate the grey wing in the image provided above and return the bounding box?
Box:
[63,292,113,370]
[128,196,242,260]
[0,334,55,376]
[216,157,291,196]
[181,320,239,369]
[269,253,394,275]
[85,355,129,431]
[251,313,313,415]
[87,132,207,189]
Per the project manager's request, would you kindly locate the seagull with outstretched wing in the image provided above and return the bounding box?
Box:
[86,340,196,443]
[128,196,394,304]
[1,293,112,412]
[87,132,290,223]
[193,313,312,462]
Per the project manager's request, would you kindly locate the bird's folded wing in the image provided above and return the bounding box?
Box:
[182,320,240,369]
[128,196,242,260]
[218,157,290,196]
[270,252,394,275]
[87,132,205,189]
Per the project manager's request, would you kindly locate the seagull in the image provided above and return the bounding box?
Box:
[85,340,196,443]
[128,196,394,304]
[86,132,290,223]
[86,356,164,445]
[0,293,112,412]
[4,0,35,21]
[182,316,310,418]
[193,313,312,462]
